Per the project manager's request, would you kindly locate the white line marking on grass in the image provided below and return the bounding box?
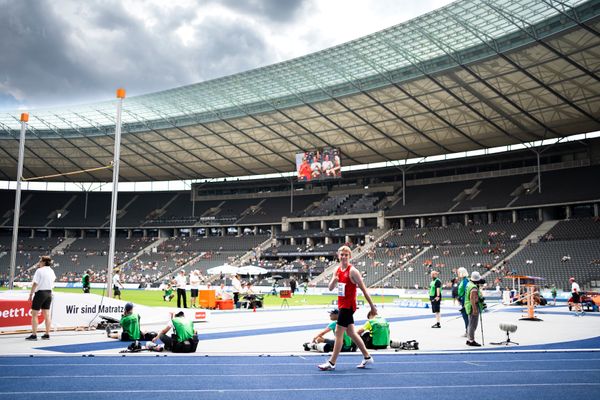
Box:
[2,368,599,379]
[1,382,600,395]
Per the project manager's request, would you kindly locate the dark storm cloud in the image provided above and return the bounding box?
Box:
[0,0,100,108]
[0,0,288,110]
[216,0,309,23]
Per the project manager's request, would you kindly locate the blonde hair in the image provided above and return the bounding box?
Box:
[457,267,469,278]
[337,245,352,256]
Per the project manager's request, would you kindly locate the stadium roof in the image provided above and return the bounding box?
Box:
[1,0,599,182]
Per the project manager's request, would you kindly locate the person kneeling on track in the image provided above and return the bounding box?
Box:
[152,311,199,353]
[356,310,390,350]
[303,308,356,353]
[118,302,156,341]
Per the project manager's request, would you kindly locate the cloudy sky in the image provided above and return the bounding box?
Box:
[0,0,454,111]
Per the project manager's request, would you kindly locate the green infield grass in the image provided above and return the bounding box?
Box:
[52,287,399,308]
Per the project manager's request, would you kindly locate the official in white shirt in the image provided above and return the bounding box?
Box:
[174,270,188,308]
[26,256,56,341]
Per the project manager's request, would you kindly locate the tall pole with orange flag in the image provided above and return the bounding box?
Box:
[106,88,125,298]
[8,113,29,290]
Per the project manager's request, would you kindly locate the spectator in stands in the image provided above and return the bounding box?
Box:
[112,268,123,300]
[189,270,200,308]
[174,270,187,309]
[152,311,198,353]
[26,256,56,341]
[305,308,356,353]
[429,271,442,329]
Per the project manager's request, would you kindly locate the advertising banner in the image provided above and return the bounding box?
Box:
[0,291,209,333]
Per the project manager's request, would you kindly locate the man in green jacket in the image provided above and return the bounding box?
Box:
[81,270,91,294]
[119,302,141,341]
[429,271,442,328]
[357,310,390,349]
[152,311,198,353]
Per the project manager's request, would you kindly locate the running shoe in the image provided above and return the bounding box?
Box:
[25,334,37,341]
[318,360,335,371]
[41,334,50,340]
[356,357,374,369]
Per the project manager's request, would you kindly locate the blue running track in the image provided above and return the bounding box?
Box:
[0,352,599,400]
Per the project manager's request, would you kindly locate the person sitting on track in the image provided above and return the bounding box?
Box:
[303,309,356,352]
[118,303,156,342]
[152,311,198,353]
[356,310,390,350]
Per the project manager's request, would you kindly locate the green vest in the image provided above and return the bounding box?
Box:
[464,281,483,315]
[120,313,141,340]
[172,317,194,341]
[369,316,390,347]
[429,278,441,297]
[82,273,89,286]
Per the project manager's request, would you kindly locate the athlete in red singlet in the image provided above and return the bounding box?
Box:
[318,245,377,371]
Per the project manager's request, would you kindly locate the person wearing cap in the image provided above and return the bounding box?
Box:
[119,302,142,341]
[318,245,377,371]
[26,256,56,341]
[305,309,355,353]
[569,277,583,314]
[465,271,485,347]
[152,311,198,353]
[429,271,442,328]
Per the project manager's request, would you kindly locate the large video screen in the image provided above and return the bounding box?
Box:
[296,148,341,182]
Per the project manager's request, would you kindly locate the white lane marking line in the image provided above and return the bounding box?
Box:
[1,382,600,395]
[3,357,600,367]
[463,361,483,366]
[2,368,599,379]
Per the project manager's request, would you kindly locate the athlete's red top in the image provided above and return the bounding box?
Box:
[336,263,357,311]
